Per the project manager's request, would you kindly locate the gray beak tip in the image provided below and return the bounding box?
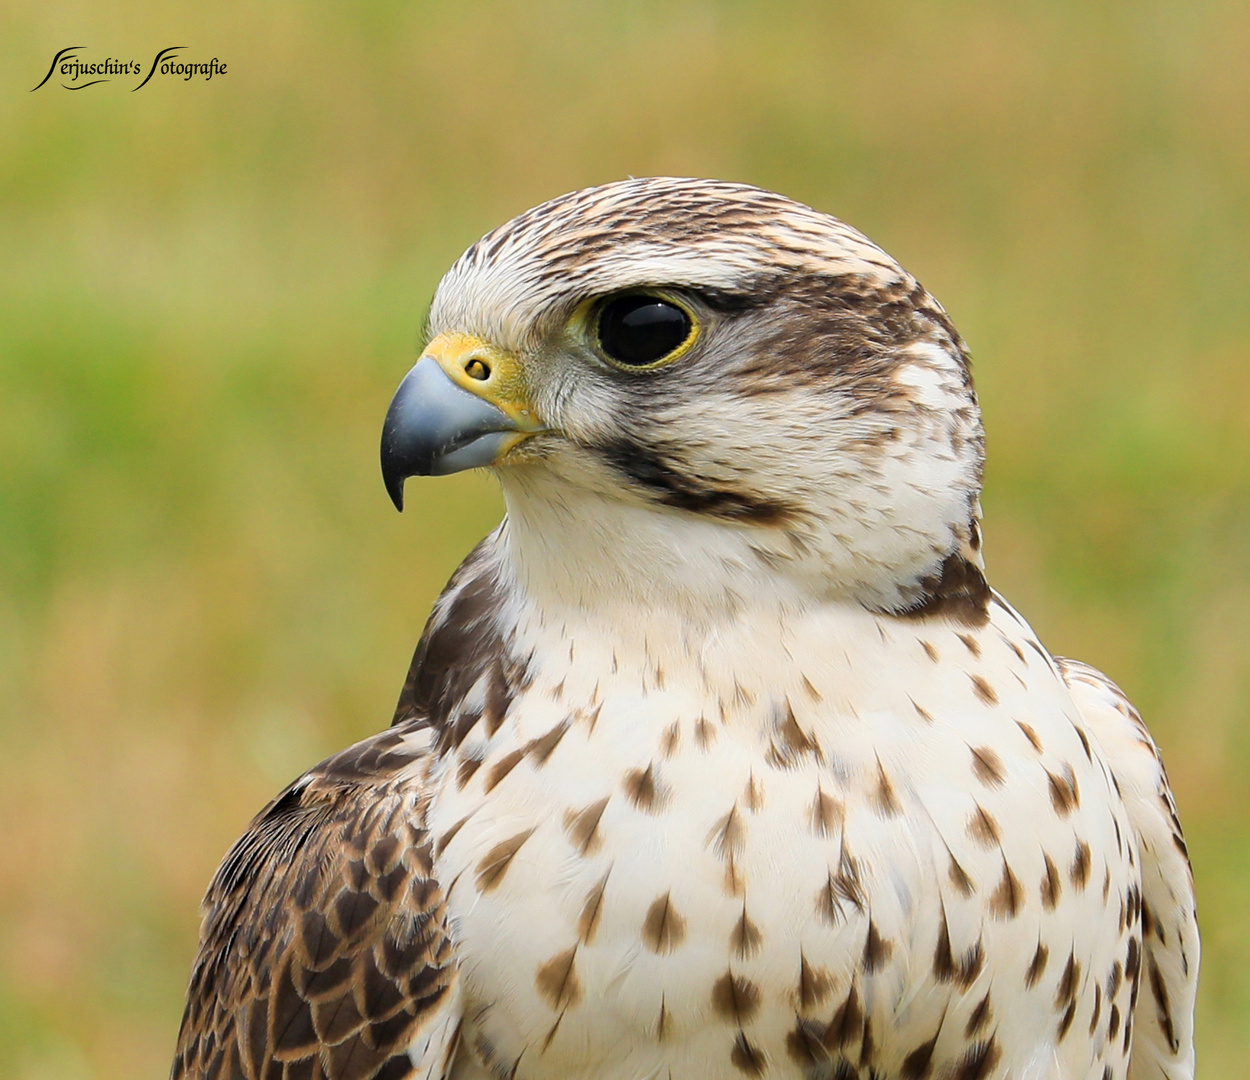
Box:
[379,356,521,504]
[384,470,405,512]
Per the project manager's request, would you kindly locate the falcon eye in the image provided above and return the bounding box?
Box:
[597,295,693,369]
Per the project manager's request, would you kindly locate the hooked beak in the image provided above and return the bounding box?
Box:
[379,333,544,510]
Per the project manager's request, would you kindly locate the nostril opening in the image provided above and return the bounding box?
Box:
[465,358,491,381]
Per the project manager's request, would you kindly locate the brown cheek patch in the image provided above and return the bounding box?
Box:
[600,437,799,527]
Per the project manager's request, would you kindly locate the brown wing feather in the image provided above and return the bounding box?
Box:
[171,724,461,1080]
[391,537,527,759]
[1057,657,1199,1080]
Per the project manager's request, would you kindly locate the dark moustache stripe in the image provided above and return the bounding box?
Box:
[601,438,796,526]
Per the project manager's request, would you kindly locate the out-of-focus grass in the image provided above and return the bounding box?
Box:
[0,1,1247,1075]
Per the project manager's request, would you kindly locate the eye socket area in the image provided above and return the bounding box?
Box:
[596,293,695,369]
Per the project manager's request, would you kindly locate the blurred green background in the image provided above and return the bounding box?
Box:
[1,1,1247,1075]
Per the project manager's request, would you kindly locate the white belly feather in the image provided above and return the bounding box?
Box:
[429,599,1139,1080]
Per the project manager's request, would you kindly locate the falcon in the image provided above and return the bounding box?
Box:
[171,178,1198,1080]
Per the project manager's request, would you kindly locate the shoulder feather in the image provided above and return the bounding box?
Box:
[1057,657,1199,1080]
[392,533,528,756]
[171,724,461,1080]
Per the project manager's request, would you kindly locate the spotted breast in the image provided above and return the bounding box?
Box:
[403,541,1147,1080]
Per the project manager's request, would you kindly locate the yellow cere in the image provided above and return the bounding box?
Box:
[424,332,547,431]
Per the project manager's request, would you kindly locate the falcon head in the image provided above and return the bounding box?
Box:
[381,179,985,616]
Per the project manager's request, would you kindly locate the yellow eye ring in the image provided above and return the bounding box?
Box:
[592,291,698,371]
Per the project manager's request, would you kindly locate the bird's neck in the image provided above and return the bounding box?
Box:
[491,468,982,645]
[496,479,809,631]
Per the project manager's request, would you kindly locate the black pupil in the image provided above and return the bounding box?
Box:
[598,296,691,367]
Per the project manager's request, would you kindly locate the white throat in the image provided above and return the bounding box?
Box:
[493,426,979,640]
[496,470,824,631]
